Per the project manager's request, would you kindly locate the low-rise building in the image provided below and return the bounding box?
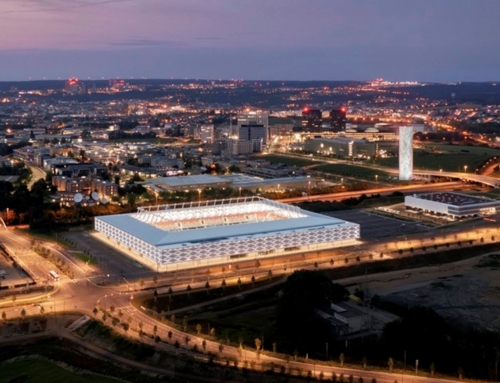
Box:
[405,192,500,219]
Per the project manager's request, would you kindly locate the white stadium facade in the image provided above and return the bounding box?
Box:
[95,197,360,271]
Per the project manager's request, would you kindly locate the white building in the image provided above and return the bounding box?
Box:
[405,192,500,219]
[95,197,359,271]
[399,126,413,180]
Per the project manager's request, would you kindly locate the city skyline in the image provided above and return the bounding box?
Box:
[1,0,500,82]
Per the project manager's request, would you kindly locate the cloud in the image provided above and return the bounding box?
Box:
[3,0,135,13]
[108,38,181,47]
[195,37,223,41]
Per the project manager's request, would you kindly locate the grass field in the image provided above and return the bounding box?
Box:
[0,359,121,383]
[73,252,98,265]
[376,144,500,172]
[259,154,317,167]
[315,163,391,179]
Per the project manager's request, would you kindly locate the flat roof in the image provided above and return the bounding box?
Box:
[143,174,229,188]
[411,192,498,207]
[96,197,357,249]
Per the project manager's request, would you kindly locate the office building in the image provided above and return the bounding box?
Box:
[301,108,322,132]
[330,107,347,131]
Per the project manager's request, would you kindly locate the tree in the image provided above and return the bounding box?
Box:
[168,330,173,340]
[202,339,207,350]
[168,287,173,301]
[255,338,262,352]
[430,362,435,376]
[152,275,158,286]
[138,321,144,335]
[20,308,26,320]
[340,353,345,366]
[251,275,255,287]
[1,311,5,321]
[92,307,98,316]
[153,325,158,335]
[187,284,192,297]
[276,270,349,353]
[102,314,107,322]
[196,323,202,335]
[182,315,188,331]
[238,343,243,358]
[221,279,226,291]
[458,367,464,380]
[237,278,242,289]
[388,357,394,372]
[268,270,273,280]
[205,281,210,294]
[362,356,367,369]
[109,305,115,314]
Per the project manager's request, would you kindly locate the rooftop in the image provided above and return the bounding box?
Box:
[413,192,497,206]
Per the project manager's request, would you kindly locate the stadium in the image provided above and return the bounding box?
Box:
[94,197,360,271]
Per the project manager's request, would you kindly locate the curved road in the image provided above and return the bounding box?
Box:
[28,165,46,189]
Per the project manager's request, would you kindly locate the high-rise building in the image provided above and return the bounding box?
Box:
[301,108,322,132]
[237,112,269,141]
[330,107,347,131]
[200,124,214,144]
[238,125,267,144]
[399,126,413,180]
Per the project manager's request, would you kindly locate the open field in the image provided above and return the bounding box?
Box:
[259,154,317,167]
[315,163,391,180]
[375,252,500,332]
[0,358,122,383]
[376,144,500,172]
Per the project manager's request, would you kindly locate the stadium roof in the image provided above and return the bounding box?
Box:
[97,197,354,249]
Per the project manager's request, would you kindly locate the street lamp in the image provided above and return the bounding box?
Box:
[464,165,468,173]
[239,187,242,197]
[375,174,378,183]
[197,189,201,202]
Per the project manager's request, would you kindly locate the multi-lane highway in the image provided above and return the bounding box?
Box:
[278,181,462,203]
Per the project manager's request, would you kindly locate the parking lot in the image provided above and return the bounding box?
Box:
[0,252,30,290]
[325,209,430,239]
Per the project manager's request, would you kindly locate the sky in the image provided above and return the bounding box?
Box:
[1,0,499,82]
